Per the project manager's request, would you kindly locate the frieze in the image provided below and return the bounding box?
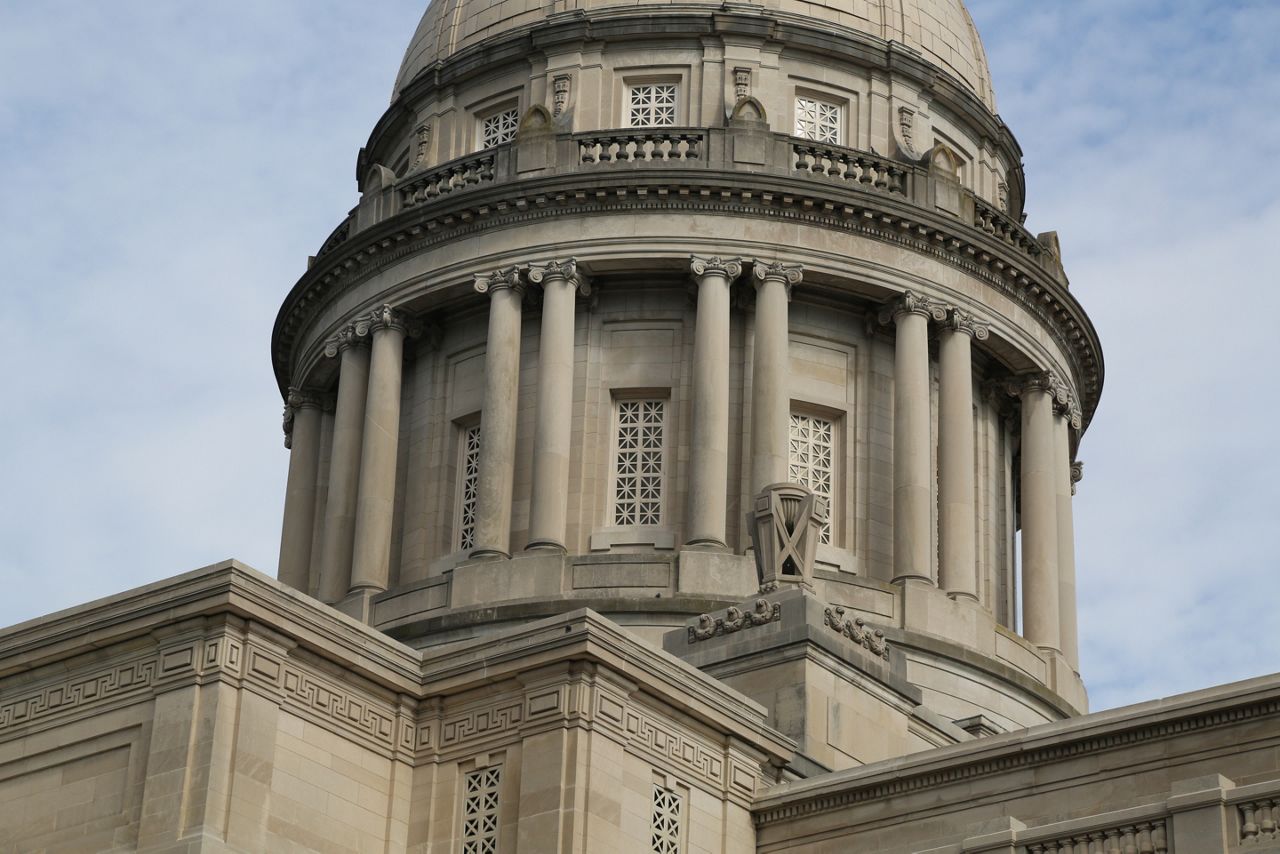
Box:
[687,598,781,643]
[822,606,889,659]
[275,173,1101,426]
[623,706,725,789]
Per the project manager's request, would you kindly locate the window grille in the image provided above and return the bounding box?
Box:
[651,785,682,854]
[613,400,666,526]
[458,424,481,551]
[629,84,678,127]
[462,766,501,854]
[795,97,842,144]
[481,108,519,148]
[788,413,835,544]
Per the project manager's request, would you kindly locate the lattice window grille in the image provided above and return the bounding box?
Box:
[458,424,482,551]
[651,785,682,854]
[795,97,842,144]
[613,400,666,526]
[462,766,501,854]
[788,413,835,544]
[481,108,519,148]
[629,84,678,127]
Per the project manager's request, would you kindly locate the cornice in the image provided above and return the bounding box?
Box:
[272,167,1102,430]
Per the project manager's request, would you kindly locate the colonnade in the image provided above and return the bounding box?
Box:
[277,264,1081,670]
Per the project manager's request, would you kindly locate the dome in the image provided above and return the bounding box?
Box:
[394,0,997,110]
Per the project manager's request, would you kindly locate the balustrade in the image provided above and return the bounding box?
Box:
[1025,819,1167,854]
[399,151,496,206]
[1241,797,1280,844]
[792,142,907,195]
[576,129,703,164]
[974,197,1044,259]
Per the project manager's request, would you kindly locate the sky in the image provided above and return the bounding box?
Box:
[1,1,1276,713]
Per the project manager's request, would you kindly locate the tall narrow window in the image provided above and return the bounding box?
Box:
[613,400,667,526]
[457,424,482,551]
[651,785,682,854]
[788,412,836,544]
[480,107,519,149]
[462,766,501,854]
[795,96,842,144]
[628,84,678,127]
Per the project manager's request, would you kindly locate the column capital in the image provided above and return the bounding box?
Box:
[878,290,947,325]
[282,388,331,448]
[1071,460,1084,495]
[1013,369,1061,398]
[751,260,803,293]
[323,319,372,358]
[473,266,525,296]
[690,255,743,280]
[943,307,991,341]
[366,304,422,338]
[528,258,591,296]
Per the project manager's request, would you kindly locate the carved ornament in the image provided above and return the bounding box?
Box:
[733,67,751,102]
[410,123,431,172]
[687,598,781,643]
[690,255,743,281]
[322,318,372,358]
[944,307,991,341]
[527,258,591,296]
[552,75,570,117]
[1071,460,1083,495]
[367,304,422,338]
[877,290,948,325]
[473,266,525,295]
[822,605,889,659]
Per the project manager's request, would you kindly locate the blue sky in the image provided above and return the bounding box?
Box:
[1,1,1276,712]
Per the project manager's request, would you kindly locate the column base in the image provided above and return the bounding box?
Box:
[681,538,730,551]
[468,547,511,561]
[891,573,936,586]
[524,539,567,553]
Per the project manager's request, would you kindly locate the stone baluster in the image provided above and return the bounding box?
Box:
[686,256,743,548]
[350,305,418,594]
[526,259,590,551]
[880,292,947,585]
[749,261,803,495]
[278,388,325,592]
[938,308,989,600]
[1019,371,1062,653]
[470,268,526,559]
[316,320,372,602]
[1055,389,1083,671]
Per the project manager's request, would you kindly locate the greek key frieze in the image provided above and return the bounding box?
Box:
[439,700,524,748]
[278,665,397,747]
[623,707,724,789]
[0,655,162,732]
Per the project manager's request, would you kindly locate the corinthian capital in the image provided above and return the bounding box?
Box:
[366,304,421,337]
[690,255,743,280]
[877,290,947,326]
[944,308,991,341]
[473,266,525,296]
[527,258,591,295]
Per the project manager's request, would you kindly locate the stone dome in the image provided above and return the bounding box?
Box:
[394,0,997,110]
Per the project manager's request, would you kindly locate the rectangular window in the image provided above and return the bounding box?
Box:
[613,399,667,526]
[788,412,836,544]
[651,785,683,854]
[480,107,519,148]
[457,423,482,551]
[795,96,842,144]
[628,83,678,127]
[462,766,501,854]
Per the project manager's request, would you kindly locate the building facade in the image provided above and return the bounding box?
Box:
[1,1,1277,852]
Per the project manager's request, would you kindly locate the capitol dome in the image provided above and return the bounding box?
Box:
[394,0,997,110]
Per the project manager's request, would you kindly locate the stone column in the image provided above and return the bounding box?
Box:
[880,292,946,585]
[316,321,371,602]
[749,261,803,495]
[471,268,525,559]
[686,255,742,547]
[278,388,324,592]
[938,309,989,600]
[350,305,417,594]
[1019,372,1061,653]
[526,259,588,551]
[1055,395,1082,671]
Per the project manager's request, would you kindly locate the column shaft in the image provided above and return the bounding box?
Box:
[278,394,322,591]
[317,340,370,602]
[471,272,524,558]
[892,307,934,584]
[1055,409,1080,670]
[938,319,983,599]
[686,257,739,546]
[350,314,408,593]
[750,263,801,495]
[527,262,581,550]
[1020,379,1061,652]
